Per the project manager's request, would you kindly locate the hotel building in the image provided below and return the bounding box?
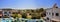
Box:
[2,9,12,18]
[45,3,60,22]
[0,10,3,18]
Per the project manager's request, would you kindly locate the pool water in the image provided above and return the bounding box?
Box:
[0,18,45,22]
[1,18,13,22]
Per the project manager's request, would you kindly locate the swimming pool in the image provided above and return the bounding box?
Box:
[0,18,45,22]
[1,18,13,22]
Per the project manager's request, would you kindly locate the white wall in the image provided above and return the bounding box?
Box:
[46,8,60,22]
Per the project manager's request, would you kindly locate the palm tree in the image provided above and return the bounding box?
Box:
[12,12,18,18]
[22,13,27,18]
[31,8,45,19]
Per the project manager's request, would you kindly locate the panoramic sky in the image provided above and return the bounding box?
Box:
[0,0,60,9]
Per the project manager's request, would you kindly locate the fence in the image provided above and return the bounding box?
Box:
[0,18,45,22]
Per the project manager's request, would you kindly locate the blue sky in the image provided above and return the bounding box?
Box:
[0,0,60,9]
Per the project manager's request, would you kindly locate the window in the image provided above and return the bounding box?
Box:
[56,13,59,16]
[4,12,7,14]
[56,7,58,8]
[49,12,51,15]
[47,17,49,20]
[52,13,54,16]
[9,12,11,14]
